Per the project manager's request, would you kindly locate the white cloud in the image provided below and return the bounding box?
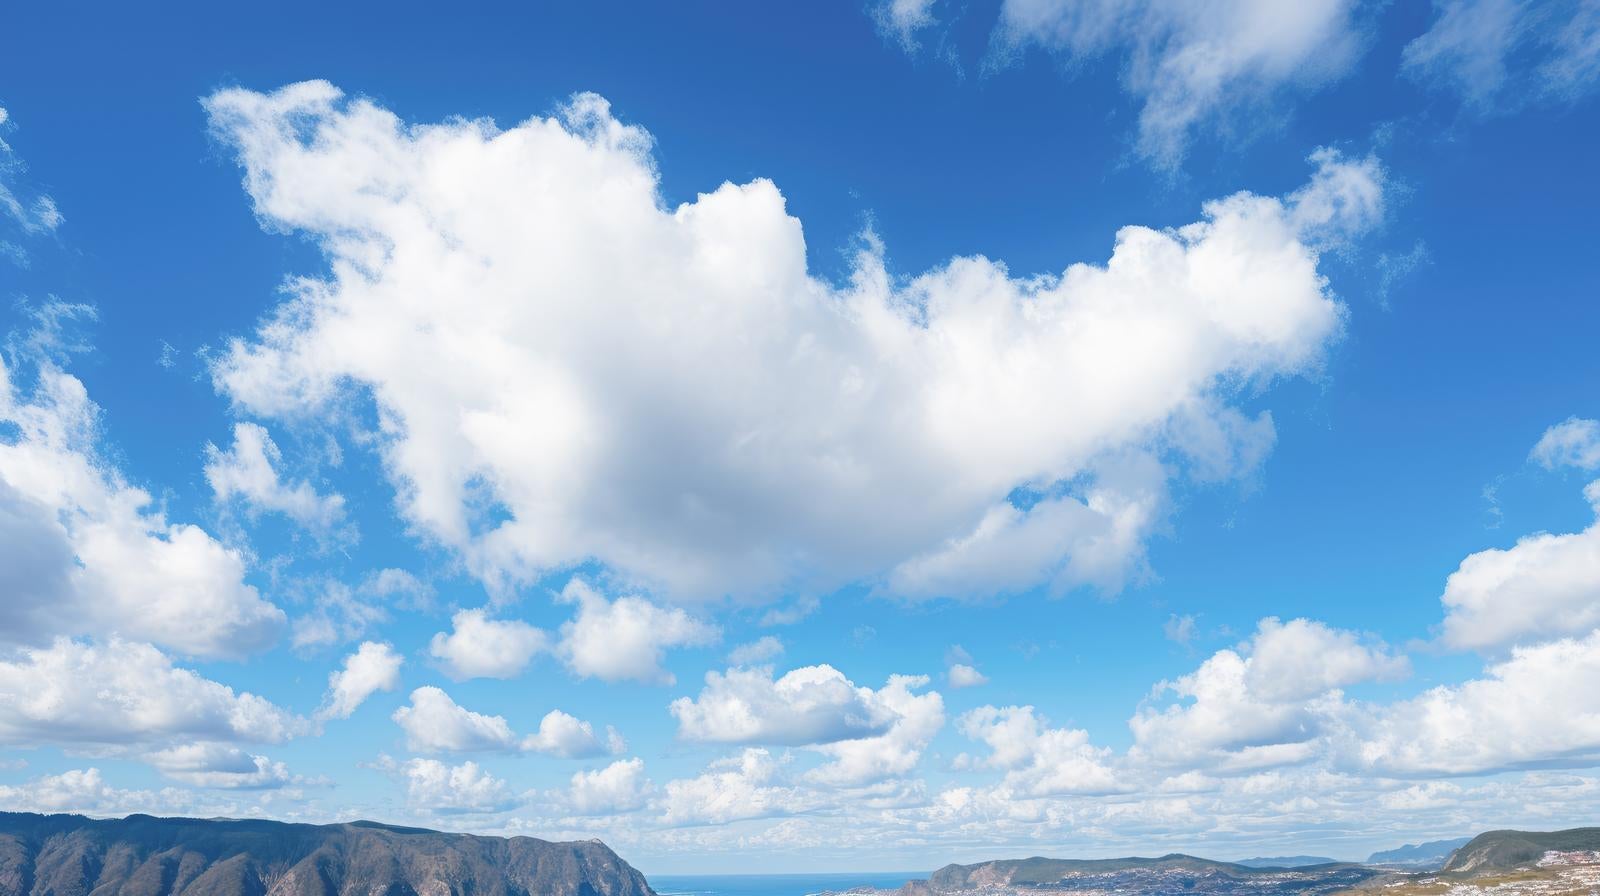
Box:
[392,757,518,814]
[317,640,404,720]
[390,686,615,758]
[288,579,390,650]
[872,0,939,50]
[807,674,945,786]
[204,422,347,533]
[1438,480,1600,650]
[958,705,1123,795]
[0,106,62,262]
[990,0,1365,167]
[0,768,159,815]
[562,757,653,815]
[1355,628,1600,775]
[429,608,549,680]
[557,579,718,685]
[945,645,988,688]
[0,358,285,659]
[206,82,1373,605]
[392,686,519,753]
[0,638,306,748]
[1532,417,1600,471]
[290,571,432,651]
[947,663,988,688]
[1164,613,1198,644]
[522,710,624,759]
[142,743,300,789]
[728,635,785,666]
[886,452,1169,599]
[671,665,899,745]
[661,748,808,824]
[1403,0,1600,107]
[1130,617,1406,770]
[1245,616,1409,701]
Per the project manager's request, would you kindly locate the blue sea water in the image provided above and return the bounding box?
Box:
[651,872,928,896]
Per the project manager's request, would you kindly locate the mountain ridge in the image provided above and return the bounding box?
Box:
[1441,828,1600,874]
[0,812,655,896]
[1233,856,1341,869]
[1363,838,1471,870]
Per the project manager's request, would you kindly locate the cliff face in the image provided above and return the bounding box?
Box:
[0,813,655,896]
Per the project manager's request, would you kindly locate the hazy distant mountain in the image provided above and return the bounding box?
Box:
[1365,837,1471,869]
[1233,856,1339,869]
[848,854,1377,896]
[1442,828,1600,874]
[0,812,654,896]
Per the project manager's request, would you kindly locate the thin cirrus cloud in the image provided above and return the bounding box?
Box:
[1402,0,1600,109]
[874,0,1367,169]
[205,80,1381,608]
[204,421,348,536]
[0,104,63,265]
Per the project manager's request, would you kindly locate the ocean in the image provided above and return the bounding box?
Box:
[651,872,928,896]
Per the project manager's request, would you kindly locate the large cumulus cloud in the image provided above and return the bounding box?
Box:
[206,81,1380,605]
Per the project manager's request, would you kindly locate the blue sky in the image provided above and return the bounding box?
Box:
[2,0,1600,876]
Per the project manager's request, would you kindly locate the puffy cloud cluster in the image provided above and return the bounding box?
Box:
[426,582,717,685]
[562,757,653,815]
[429,608,549,680]
[1130,617,1406,770]
[1356,629,1600,775]
[391,687,619,758]
[661,748,809,824]
[207,81,1375,606]
[1403,0,1600,108]
[1438,480,1600,650]
[671,665,899,745]
[389,757,519,814]
[958,705,1122,795]
[670,664,945,786]
[555,580,718,684]
[0,768,160,815]
[0,638,306,748]
[0,355,285,659]
[805,675,944,786]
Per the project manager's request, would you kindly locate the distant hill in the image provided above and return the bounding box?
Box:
[872,854,1377,896]
[1365,838,1471,869]
[1234,856,1340,868]
[0,812,655,896]
[1442,828,1600,874]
